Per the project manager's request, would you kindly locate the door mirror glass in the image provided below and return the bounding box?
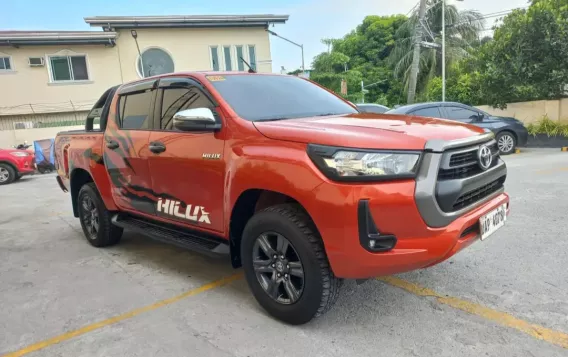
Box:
[173,108,221,132]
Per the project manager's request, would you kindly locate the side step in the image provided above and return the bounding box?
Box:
[112,214,230,257]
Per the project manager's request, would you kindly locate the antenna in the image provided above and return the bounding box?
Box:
[240,57,256,73]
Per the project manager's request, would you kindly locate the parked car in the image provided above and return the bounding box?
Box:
[0,148,35,185]
[386,102,528,154]
[55,73,509,325]
[356,103,390,114]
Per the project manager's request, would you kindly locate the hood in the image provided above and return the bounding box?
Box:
[253,113,485,150]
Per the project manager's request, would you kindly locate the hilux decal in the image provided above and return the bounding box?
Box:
[157,199,211,224]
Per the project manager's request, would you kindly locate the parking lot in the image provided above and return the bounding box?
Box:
[1,149,567,357]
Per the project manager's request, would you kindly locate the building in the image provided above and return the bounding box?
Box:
[0,14,288,145]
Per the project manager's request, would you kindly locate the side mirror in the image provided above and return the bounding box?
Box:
[173,108,221,132]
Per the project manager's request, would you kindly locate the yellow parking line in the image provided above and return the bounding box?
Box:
[2,273,243,357]
[378,276,568,349]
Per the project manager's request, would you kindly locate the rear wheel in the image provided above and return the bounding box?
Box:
[78,183,123,247]
[497,132,516,155]
[241,204,342,325]
[0,164,16,185]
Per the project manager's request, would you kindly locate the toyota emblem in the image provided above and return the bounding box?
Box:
[478,145,492,170]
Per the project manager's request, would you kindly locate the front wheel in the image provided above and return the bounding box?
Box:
[241,204,342,325]
[77,183,123,247]
[0,164,16,185]
[496,132,517,155]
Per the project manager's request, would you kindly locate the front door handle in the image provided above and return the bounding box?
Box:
[149,141,166,154]
[106,140,119,150]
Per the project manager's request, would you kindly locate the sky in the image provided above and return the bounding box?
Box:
[1,0,530,73]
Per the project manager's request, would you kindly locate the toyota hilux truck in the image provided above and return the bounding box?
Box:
[54,72,509,325]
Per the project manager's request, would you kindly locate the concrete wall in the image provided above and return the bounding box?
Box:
[476,98,568,124]
[114,27,272,81]
[0,46,122,115]
[0,125,84,149]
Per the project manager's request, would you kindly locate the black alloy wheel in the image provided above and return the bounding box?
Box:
[80,195,100,240]
[252,232,305,304]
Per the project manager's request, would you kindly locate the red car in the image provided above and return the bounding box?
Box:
[0,148,35,185]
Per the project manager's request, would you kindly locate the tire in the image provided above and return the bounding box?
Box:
[77,182,123,247]
[0,163,16,185]
[496,131,516,155]
[241,203,342,325]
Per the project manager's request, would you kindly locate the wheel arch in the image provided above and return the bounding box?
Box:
[70,168,95,217]
[0,160,18,174]
[497,129,518,141]
[228,189,320,268]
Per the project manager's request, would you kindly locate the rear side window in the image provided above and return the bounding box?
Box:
[160,87,214,130]
[118,90,153,129]
[411,107,442,118]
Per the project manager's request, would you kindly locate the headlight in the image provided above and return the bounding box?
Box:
[10,151,30,157]
[308,144,421,182]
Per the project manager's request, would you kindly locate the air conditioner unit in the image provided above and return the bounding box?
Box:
[28,57,45,67]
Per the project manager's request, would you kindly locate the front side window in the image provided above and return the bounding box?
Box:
[411,107,442,118]
[208,74,357,121]
[159,87,214,130]
[118,90,153,130]
[0,56,12,71]
[49,55,88,81]
[445,106,480,121]
[137,48,174,78]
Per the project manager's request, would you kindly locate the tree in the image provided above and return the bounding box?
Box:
[310,15,408,106]
[389,0,485,101]
[474,0,568,108]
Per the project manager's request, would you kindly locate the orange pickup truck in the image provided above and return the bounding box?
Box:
[55,72,509,324]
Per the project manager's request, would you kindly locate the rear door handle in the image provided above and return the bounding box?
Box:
[106,140,119,150]
[149,141,166,154]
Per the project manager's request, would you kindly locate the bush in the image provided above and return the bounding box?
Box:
[526,116,568,137]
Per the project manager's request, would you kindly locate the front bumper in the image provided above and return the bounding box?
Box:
[305,133,509,279]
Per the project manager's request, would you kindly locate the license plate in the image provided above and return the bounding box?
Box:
[479,204,507,240]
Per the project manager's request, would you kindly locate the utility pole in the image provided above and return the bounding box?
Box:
[407,0,428,104]
[442,0,446,102]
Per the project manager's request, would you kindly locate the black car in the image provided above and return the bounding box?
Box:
[356,103,390,114]
[385,102,528,154]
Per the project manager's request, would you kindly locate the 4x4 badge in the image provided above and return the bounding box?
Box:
[478,145,492,170]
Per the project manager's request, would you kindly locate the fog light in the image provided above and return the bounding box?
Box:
[369,240,376,248]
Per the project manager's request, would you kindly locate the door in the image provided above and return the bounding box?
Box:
[103,80,156,216]
[147,77,226,233]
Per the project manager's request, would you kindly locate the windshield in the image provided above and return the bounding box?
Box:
[207,74,358,121]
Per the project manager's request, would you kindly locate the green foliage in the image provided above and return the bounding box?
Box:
[473,0,568,108]
[526,116,568,137]
[309,15,407,106]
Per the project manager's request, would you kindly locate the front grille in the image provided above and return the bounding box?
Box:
[438,142,499,181]
[452,177,505,211]
[449,150,477,167]
[439,164,483,180]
